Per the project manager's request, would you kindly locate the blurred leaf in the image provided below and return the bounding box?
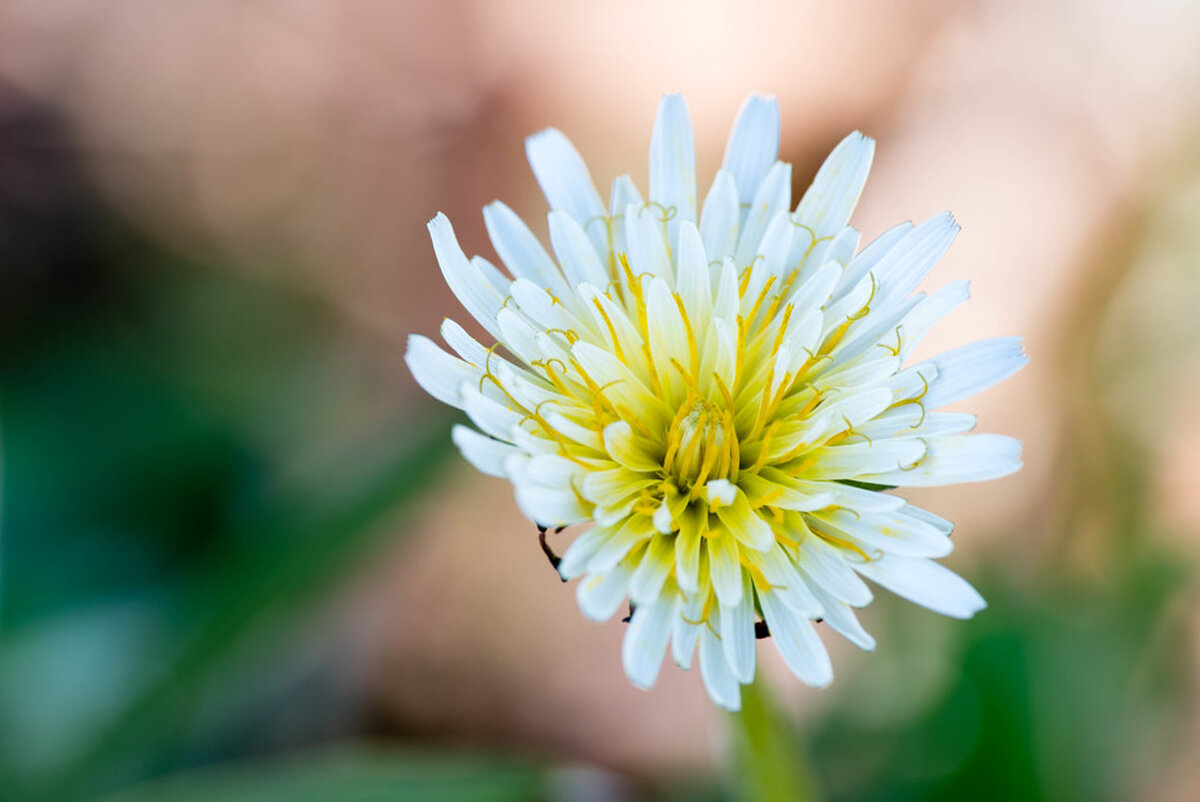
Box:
[0,206,459,799]
[95,746,545,802]
[809,555,1193,802]
[37,411,454,801]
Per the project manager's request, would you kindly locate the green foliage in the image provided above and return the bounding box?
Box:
[0,220,460,801]
[808,554,1192,802]
[96,747,545,802]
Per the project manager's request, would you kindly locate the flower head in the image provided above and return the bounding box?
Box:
[406,94,1026,710]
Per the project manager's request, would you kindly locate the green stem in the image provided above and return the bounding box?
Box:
[729,675,820,802]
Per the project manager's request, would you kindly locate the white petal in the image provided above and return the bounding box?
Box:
[440,318,489,366]
[672,593,704,669]
[649,93,698,252]
[558,526,609,580]
[603,421,661,472]
[746,543,825,618]
[922,337,1029,408]
[578,284,646,370]
[625,202,673,281]
[675,522,702,594]
[644,276,690,392]
[571,342,665,424]
[513,482,589,527]
[861,433,1022,487]
[735,161,791,268]
[576,565,633,622]
[886,363,940,402]
[861,409,977,441]
[822,295,921,369]
[814,508,953,559]
[784,261,841,317]
[405,334,479,408]
[508,452,590,526]
[675,221,714,326]
[707,531,744,607]
[705,479,737,507]
[608,174,643,257]
[544,411,605,453]
[622,592,676,689]
[427,213,505,341]
[901,504,954,534]
[807,584,876,651]
[708,318,738,395]
[790,226,853,288]
[739,211,793,320]
[800,439,927,480]
[525,127,608,260]
[721,94,780,210]
[548,210,609,288]
[482,201,569,297]
[775,387,893,455]
[719,574,757,683]
[794,131,874,241]
[803,479,905,513]
[855,553,986,619]
[459,382,522,440]
[522,453,585,486]
[811,355,902,393]
[796,532,873,606]
[759,590,833,687]
[699,169,740,261]
[831,220,913,302]
[580,466,654,508]
[510,424,558,456]
[441,316,520,376]
[587,517,656,574]
[699,629,742,711]
[897,280,970,359]
[495,307,542,364]
[630,535,675,605]
[509,276,579,332]
[472,254,512,297]
[739,472,833,513]
[451,425,518,478]
[823,226,862,268]
[714,489,775,551]
[652,499,674,534]
[711,259,740,327]
[871,212,959,308]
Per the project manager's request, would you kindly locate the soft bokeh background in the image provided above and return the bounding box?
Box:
[2,1,1200,800]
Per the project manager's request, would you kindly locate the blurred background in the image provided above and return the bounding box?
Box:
[2,1,1199,800]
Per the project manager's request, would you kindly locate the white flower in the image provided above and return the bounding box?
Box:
[406,94,1026,710]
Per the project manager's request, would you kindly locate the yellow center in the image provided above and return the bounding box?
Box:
[663,396,739,495]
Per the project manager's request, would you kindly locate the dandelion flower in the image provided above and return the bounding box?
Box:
[406,94,1026,710]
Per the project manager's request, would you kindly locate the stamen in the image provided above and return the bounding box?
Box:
[690,417,722,495]
[810,522,873,562]
[545,327,579,344]
[840,415,873,446]
[750,420,781,473]
[616,403,659,441]
[768,304,795,360]
[876,326,902,356]
[745,274,778,326]
[674,293,701,377]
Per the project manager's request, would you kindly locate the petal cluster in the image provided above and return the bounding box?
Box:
[406,94,1026,710]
